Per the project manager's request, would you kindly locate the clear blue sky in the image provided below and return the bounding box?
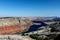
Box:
[0,0,60,17]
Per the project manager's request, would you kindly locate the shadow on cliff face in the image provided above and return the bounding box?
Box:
[54,34,60,40]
